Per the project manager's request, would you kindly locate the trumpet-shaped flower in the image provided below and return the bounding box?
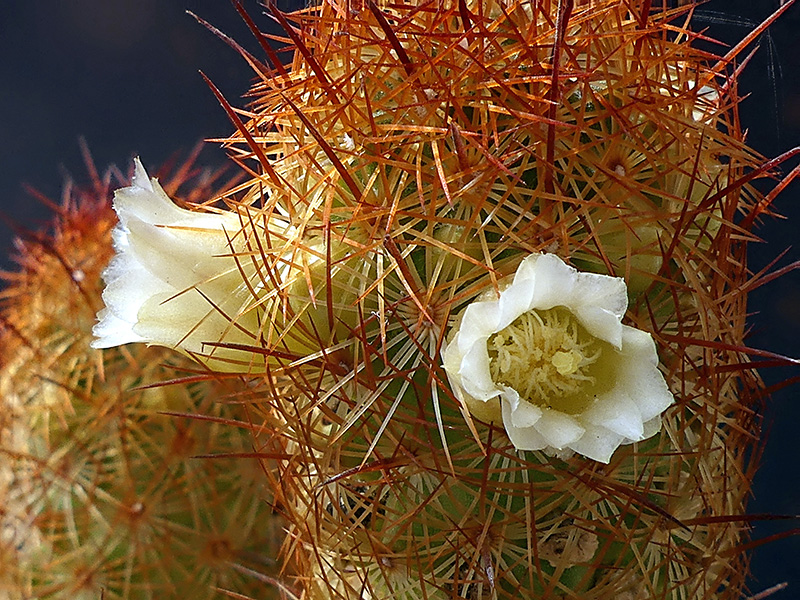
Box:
[443,253,674,463]
[91,159,267,366]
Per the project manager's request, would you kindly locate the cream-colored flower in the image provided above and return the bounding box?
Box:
[91,159,273,367]
[442,253,674,463]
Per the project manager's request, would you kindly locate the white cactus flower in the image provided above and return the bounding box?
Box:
[91,159,271,367]
[442,253,674,463]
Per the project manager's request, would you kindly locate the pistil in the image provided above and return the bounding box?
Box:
[487,307,604,414]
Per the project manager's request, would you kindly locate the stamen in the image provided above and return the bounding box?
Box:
[487,307,604,413]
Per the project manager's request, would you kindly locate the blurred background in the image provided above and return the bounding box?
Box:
[1,0,798,596]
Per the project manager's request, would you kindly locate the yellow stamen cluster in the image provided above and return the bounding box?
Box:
[488,307,604,414]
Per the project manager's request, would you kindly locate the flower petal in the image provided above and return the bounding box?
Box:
[533,409,585,449]
[501,399,549,451]
[524,253,577,310]
[131,157,154,192]
[640,416,664,440]
[134,286,255,357]
[496,277,536,330]
[116,159,239,231]
[618,326,674,421]
[91,308,145,348]
[92,237,173,348]
[92,159,261,362]
[458,342,498,401]
[568,423,626,464]
[583,391,644,441]
[571,270,628,320]
[456,300,501,350]
[508,397,542,429]
[124,217,235,290]
[574,305,624,349]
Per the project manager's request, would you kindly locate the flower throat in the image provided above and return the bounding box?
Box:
[487,307,608,414]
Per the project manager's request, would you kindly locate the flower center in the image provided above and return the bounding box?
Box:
[487,307,608,414]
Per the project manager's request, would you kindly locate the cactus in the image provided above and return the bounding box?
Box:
[3,1,797,599]
[200,0,791,597]
[0,155,282,599]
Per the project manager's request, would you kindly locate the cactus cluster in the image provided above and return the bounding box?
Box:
[1,0,796,599]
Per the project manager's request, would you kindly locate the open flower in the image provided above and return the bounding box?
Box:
[91,159,269,367]
[442,253,674,463]
[92,159,363,371]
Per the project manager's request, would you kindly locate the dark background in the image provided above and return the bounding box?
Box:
[1,1,798,596]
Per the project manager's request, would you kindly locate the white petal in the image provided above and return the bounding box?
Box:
[131,157,154,192]
[512,252,541,282]
[572,271,628,319]
[508,398,542,428]
[456,300,501,351]
[117,163,242,233]
[440,251,674,463]
[92,159,256,361]
[619,327,674,421]
[115,173,182,226]
[571,273,627,347]
[619,325,658,363]
[92,241,173,347]
[124,217,236,290]
[496,278,536,330]
[102,237,172,311]
[134,288,252,355]
[501,399,549,451]
[527,253,577,309]
[91,309,145,348]
[533,409,585,449]
[568,423,625,464]
[640,416,664,440]
[459,342,498,401]
[442,339,461,377]
[583,391,644,441]
[574,305,624,349]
